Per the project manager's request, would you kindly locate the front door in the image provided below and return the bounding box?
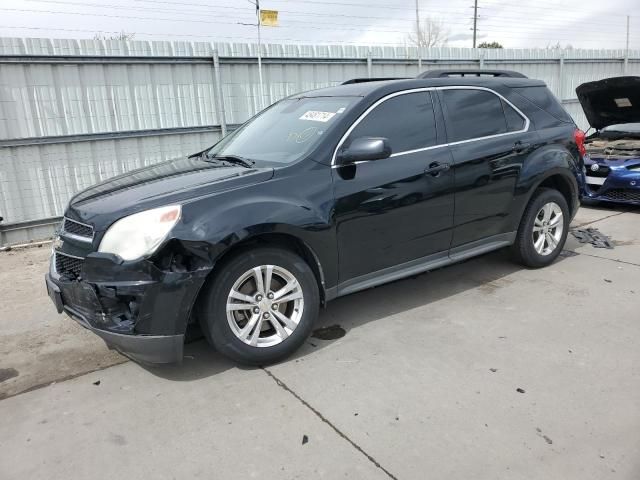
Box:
[332,90,455,283]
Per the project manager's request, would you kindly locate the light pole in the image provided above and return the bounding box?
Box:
[415,0,422,71]
[241,0,265,111]
[472,0,478,48]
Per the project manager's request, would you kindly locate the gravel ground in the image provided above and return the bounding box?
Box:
[0,246,124,399]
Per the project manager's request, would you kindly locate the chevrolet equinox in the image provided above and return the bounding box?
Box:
[46,70,585,365]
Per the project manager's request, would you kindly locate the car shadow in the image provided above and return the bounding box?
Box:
[143,247,574,382]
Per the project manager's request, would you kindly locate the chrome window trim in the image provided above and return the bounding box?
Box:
[331,85,531,167]
[438,86,530,145]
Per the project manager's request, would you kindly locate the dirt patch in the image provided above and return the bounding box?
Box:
[477,278,513,295]
[0,248,126,399]
[311,325,346,340]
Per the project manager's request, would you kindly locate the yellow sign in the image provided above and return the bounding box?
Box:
[260,10,278,27]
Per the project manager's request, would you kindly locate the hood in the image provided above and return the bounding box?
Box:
[576,76,640,130]
[66,156,274,228]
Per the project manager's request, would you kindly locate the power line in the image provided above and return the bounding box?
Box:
[3,3,635,48]
[24,0,635,31]
[0,24,410,45]
[8,4,632,39]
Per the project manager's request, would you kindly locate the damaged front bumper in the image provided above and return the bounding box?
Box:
[45,248,209,364]
[582,156,640,205]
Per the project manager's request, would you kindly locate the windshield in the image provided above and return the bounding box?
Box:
[207,96,358,164]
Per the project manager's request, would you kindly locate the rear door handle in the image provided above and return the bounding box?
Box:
[513,141,531,153]
[424,162,450,176]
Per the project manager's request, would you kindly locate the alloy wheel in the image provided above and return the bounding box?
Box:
[532,201,564,256]
[225,265,304,347]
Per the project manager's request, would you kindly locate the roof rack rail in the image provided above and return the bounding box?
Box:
[417,69,527,79]
[341,77,408,85]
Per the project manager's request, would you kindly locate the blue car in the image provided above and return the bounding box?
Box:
[577,76,640,205]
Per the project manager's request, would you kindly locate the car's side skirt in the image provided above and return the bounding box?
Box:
[329,231,516,299]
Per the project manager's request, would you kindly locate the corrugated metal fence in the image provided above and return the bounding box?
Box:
[1,36,638,245]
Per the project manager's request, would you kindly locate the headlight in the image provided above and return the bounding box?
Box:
[98,205,181,261]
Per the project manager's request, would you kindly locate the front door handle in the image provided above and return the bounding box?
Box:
[424,162,450,176]
[513,141,531,153]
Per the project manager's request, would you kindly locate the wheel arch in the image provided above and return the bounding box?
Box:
[535,171,578,214]
[204,231,330,306]
[515,168,579,229]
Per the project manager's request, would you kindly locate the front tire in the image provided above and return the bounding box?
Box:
[512,188,569,268]
[198,247,319,365]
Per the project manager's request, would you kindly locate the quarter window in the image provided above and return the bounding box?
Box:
[442,89,519,142]
[347,92,437,153]
[502,99,526,131]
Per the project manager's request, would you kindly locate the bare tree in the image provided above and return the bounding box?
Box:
[407,16,449,48]
[93,31,136,41]
[545,41,574,50]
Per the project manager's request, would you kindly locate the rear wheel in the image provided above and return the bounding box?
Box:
[512,188,569,268]
[199,247,319,365]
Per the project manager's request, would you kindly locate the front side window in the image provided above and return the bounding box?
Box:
[208,96,358,164]
[346,92,437,153]
[441,89,510,142]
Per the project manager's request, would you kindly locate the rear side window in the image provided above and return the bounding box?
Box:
[441,89,508,142]
[502,99,526,131]
[513,86,573,123]
[347,92,437,153]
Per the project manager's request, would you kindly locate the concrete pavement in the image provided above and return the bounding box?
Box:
[0,205,638,479]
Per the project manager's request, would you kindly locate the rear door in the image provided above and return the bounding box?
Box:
[438,87,536,248]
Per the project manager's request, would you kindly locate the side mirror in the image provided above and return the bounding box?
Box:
[337,137,391,165]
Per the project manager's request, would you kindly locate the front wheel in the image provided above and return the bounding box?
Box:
[198,247,319,365]
[512,188,570,268]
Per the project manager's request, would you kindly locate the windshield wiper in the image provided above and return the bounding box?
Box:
[201,153,255,168]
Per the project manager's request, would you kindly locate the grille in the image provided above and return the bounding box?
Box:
[62,217,94,239]
[55,252,85,279]
[601,189,640,202]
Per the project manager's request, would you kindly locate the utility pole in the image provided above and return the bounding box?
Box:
[241,1,265,110]
[472,0,478,48]
[255,0,264,110]
[624,15,630,74]
[415,0,422,71]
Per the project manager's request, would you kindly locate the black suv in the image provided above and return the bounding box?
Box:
[46,70,585,365]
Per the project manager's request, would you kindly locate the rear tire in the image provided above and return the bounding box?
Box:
[198,247,319,365]
[512,188,569,268]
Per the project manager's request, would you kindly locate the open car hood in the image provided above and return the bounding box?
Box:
[576,76,640,130]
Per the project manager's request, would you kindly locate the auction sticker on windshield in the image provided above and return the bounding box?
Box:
[299,110,337,122]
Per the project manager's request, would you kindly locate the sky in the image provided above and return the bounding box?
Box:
[0,0,638,50]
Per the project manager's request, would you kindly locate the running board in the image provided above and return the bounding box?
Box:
[335,232,516,298]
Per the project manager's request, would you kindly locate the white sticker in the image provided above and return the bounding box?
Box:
[614,97,632,108]
[299,110,337,122]
[336,107,346,114]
